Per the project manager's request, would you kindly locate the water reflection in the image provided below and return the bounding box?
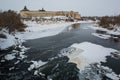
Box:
[72,23,80,29]
[65,23,80,32]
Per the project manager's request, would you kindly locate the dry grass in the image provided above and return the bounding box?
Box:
[99,15,120,28]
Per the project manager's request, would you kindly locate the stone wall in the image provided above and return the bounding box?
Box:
[20,10,81,20]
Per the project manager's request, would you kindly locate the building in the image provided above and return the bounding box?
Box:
[20,6,81,20]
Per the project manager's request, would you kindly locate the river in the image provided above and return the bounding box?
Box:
[0,23,120,80]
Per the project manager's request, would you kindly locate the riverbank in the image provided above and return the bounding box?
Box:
[90,24,120,40]
[0,21,82,50]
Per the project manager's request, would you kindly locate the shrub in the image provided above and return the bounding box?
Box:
[0,10,26,33]
[99,15,120,29]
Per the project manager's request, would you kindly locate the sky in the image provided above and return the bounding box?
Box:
[0,0,120,16]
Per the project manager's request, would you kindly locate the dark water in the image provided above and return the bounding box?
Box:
[0,23,120,80]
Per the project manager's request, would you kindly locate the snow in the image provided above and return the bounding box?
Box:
[34,70,38,75]
[78,63,120,80]
[92,33,111,39]
[43,16,68,19]
[9,67,15,70]
[4,53,16,60]
[4,45,28,61]
[1,60,5,62]
[60,42,117,70]
[77,20,95,23]
[100,66,120,80]
[34,70,45,76]
[14,60,20,64]
[19,52,27,59]
[106,73,119,80]
[0,29,16,50]
[28,60,47,71]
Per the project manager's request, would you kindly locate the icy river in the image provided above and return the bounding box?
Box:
[0,23,120,80]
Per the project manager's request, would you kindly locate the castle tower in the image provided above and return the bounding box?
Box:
[21,6,29,11]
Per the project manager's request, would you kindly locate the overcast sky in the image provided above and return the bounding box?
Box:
[0,0,120,16]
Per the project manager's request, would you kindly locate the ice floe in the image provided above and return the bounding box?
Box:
[60,42,120,79]
[92,33,111,39]
[4,45,28,61]
[28,60,47,71]
[78,63,120,80]
[4,53,16,60]
[60,42,118,70]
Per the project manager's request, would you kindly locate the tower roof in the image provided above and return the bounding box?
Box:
[21,6,29,11]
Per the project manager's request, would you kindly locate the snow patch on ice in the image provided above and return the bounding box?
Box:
[78,63,120,80]
[101,66,120,80]
[106,73,120,80]
[60,42,117,70]
[78,20,96,23]
[14,60,20,64]
[9,67,15,70]
[28,60,47,71]
[92,33,111,39]
[4,53,16,60]
[4,45,28,61]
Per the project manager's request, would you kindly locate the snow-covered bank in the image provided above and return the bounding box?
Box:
[0,21,80,50]
[15,21,78,40]
[90,24,120,39]
[60,42,118,70]
[0,29,16,50]
[91,25,120,35]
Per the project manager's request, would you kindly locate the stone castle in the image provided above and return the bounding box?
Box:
[20,6,81,20]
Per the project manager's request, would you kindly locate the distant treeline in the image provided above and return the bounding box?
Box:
[82,15,120,29]
[98,15,120,28]
[0,10,26,33]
